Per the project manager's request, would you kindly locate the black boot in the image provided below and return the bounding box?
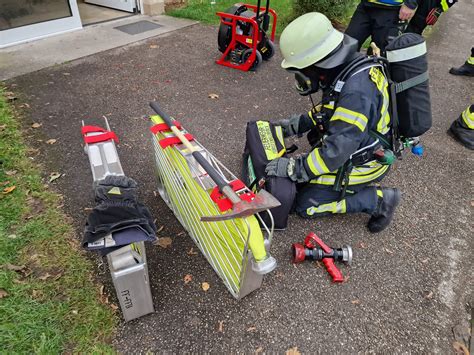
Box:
[449,63,474,77]
[368,188,401,233]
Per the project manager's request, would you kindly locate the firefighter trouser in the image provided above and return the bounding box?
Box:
[345,3,401,53]
[295,183,382,218]
[404,0,437,35]
[449,104,474,150]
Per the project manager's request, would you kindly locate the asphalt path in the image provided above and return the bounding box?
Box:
[7,1,473,352]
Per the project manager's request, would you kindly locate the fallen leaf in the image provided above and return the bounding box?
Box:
[27,148,40,155]
[424,291,433,299]
[99,285,104,296]
[62,72,70,76]
[20,103,30,109]
[32,289,43,298]
[53,272,63,280]
[344,275,350,282]
[31,122,42,128]
[0,289,8,298]
[255,347,264,354]
[187,247,198,256]
[358,242,367,249]
[421,258,429,263]
[177,231,186,237]
[286,347,301,355]
[183,274,193,284]
[2,181,10,186]
[46,139,57,145]
[49,172,62,183]
[3,186,16,194]
[155,237,172,248]
[4,264,25,271]
[384,247,394,254]
[201,282,210,292]
[452,341,469,355]
[5,170,17,176]
[156,225,164,233]
[38,272,52,281]
[149,44,158,49]
[351,299,361,305]
[247,326,256,332]
[208,93,219,99]
[217,320,224,332]
[5,92,16,101]
[110,304,119,311]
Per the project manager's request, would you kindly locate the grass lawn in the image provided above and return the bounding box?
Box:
[167,0,293,35]
[0,88,117,353]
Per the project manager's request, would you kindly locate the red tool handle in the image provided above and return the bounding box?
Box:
[305,232,332,253]
[322,258,344,283]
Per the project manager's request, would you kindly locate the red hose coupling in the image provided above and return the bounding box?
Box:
[291,243,306,263]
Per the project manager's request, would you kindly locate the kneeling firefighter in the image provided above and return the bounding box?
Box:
[265,13,405,233]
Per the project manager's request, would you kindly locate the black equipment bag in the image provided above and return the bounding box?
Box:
[386,33,432,138]
[242,121,296,230]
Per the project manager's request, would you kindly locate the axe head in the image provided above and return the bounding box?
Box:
[201,189,281,222]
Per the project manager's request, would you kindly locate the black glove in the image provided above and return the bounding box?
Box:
[275,114,301,138]
[265,157,311,183]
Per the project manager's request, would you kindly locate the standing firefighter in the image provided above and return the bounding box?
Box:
[404,0,457,35]
[265,13,402,233]
[345,0,418,52]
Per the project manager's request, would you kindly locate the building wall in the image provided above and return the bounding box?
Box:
[142,0,186,15]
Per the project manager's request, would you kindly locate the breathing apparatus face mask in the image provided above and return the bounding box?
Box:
[287,66,330,96]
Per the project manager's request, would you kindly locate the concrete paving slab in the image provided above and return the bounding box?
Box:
[4,0,473,352]
[0,15,197,81]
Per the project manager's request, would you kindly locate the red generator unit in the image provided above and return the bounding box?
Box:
[216,1,277,72]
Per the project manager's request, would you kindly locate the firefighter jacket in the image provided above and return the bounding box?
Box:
[363,0,418,9]
[296,66,392,187]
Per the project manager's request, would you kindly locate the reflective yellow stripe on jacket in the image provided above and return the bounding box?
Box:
[468,56,474,65]
[310,162,389,186]
[307,148,330,176]
[330,107,369,132]
[367,0,403,6]
[369,67,391,135]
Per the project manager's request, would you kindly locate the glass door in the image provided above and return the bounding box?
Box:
[0,0,82,48]
[84,0,138,13]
